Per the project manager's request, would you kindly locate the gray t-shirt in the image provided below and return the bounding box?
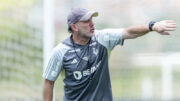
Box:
[43,29,124,101]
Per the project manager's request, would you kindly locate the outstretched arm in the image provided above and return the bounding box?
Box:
[122,20,176,40]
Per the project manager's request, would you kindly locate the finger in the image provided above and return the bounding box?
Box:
[160,31,170,35]
[165,20,175,23]
[168,23,177,26]
[166,24,176,28]
[168,22,176,25]
[164,27,176,31]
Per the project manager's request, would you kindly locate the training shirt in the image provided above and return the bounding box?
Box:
[43,29,124,101]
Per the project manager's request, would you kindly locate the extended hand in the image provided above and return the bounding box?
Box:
[153,20,176,35]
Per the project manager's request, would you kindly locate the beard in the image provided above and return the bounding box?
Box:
[79,30,94,39]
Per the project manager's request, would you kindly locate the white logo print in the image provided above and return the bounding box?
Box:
[104,35,109,41]
[93,48,98,56]
[71,59,78,64]
[55,62,60,71]
[69,49,81,53]
[51,62,60,77]
[89,42,97,46]
[82,56,89,61]
[73,71,82,80]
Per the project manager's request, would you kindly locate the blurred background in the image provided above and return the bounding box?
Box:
[0,0,180,101]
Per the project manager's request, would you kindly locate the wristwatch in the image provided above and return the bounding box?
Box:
[149,21,156,31]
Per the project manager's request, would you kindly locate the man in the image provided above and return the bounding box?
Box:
[43,8,176,101]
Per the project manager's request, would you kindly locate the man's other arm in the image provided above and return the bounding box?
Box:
[43,79,54,101]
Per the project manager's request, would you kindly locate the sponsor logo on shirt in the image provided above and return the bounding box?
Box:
[104,35,109,41]
[73,60,102,80]
[55,62,60,71]
[104,34,118,41]
[51,71,58,77]
[51,62,60,77]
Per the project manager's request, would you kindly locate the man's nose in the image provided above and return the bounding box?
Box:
[89,20,94,27]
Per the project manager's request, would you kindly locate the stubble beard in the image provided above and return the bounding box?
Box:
[79,31,94,40]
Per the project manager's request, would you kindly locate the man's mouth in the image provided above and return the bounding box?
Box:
[90,28,94,33]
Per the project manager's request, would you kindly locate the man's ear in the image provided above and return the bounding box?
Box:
[71,24,78,32]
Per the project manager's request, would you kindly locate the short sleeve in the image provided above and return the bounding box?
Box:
[42,43,70,81]
[94,28,124,50]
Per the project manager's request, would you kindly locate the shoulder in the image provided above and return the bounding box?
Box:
[95,28,124,35]
[55,42,70,51]
[50,40,71,60]
[53,43,71,56]
[55,36,72,53]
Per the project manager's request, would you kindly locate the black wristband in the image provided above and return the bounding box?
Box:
[149,21,156,31]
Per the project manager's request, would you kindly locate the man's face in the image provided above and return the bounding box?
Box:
[75,18,95,38]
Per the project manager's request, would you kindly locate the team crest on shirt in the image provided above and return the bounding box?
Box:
[93,48,98,56]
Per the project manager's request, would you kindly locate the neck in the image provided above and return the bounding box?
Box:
[72,33,90,45]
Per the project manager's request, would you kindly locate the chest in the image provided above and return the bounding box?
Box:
[62,42,107,80]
